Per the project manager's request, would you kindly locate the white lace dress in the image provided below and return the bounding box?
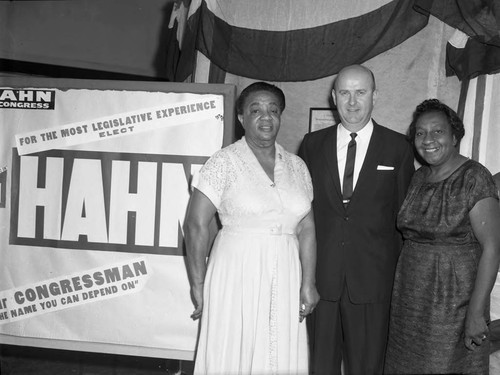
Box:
[192,137,312,375]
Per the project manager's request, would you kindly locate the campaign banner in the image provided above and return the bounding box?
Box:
[0,77,235,358]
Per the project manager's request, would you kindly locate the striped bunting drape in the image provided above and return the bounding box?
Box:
[168,0,429,82]
[418,0,500,174]
[459,73,500,175]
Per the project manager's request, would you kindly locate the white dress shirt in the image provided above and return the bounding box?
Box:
[337,120,374,194]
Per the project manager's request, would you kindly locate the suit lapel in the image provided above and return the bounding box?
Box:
[320,125,343,205]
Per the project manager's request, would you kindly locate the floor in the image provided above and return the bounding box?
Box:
[0,345,194,375]
[4,343,499,374]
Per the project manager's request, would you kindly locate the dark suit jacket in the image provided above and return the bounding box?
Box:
[299,121,414,304]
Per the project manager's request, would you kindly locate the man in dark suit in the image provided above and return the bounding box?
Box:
[299,65,414,374]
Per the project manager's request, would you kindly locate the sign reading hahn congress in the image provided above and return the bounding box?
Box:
[0,77,235,358]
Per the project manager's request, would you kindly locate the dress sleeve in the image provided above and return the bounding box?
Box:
[465,163,499,211]
[191,150,230,209]
[296,157,314,202]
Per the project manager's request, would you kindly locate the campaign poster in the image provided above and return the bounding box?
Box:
[0,77,235,359]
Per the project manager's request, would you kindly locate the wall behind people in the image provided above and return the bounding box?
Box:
[185,0,461,153]
[225,16,460,153]
[186,0,497,155]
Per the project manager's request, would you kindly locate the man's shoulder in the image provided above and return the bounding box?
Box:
[303,124,337,143]
[373,121,405,137]
[373,121,409,144]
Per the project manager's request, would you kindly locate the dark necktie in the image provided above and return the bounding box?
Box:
[342,133,357,206]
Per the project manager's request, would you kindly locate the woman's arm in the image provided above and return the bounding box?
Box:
[184,188,217,320]
[296,209,320,322]
[465,197,500,350]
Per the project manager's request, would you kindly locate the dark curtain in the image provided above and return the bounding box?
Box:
[415,0,500,79]
[167,0,429,82]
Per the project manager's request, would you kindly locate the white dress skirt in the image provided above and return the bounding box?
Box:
[192,137,312,375]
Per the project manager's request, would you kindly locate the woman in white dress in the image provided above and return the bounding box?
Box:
[185,82,320,375]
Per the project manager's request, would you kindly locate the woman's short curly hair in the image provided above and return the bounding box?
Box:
[236,82,285,115]
[408,99,465,144]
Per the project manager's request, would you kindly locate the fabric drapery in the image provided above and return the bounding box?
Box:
[414,0,500,80]
[459,73,500,175]
[414,0,500,46]
[417,1,500,178]
[167,0,429,82]
[447,34,500,80]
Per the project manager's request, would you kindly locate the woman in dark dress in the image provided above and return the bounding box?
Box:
[385,99,500,374]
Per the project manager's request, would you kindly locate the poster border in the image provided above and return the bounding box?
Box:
[0,76,236,360]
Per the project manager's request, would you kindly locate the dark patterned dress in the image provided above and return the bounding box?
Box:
[385,159,499,375]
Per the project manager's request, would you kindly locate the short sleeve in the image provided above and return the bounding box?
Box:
[295,156,314,202]
[192,150,230,209]
[465,163,499,211]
